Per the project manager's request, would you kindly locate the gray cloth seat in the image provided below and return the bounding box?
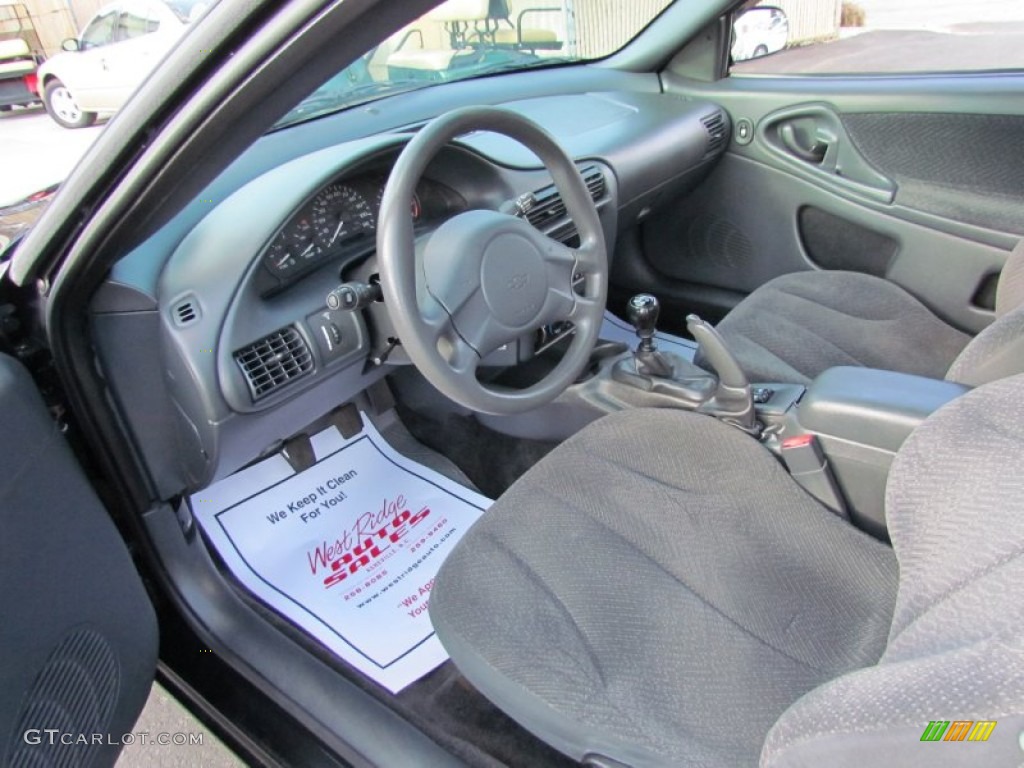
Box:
[430,381,1024,766]
[712,241,1024,386]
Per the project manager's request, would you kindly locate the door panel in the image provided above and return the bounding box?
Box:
[629,70,1024,332]
[641,152,1009,334]
[841,111,1024,233]
[65,49,118,111]
[0,355,156,767]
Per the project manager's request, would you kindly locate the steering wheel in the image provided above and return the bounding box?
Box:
[377,107,608,415]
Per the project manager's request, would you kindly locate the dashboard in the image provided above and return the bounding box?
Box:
[91,89,729,492]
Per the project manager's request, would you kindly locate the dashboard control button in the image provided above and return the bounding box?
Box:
[326,281,381,311]
[308,310,355,364]
[735,118,754,146]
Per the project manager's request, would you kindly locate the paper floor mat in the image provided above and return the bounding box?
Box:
[192,415,491,693]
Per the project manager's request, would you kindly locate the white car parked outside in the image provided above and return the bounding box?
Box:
[37,0,207,128]
[731,6,789,62]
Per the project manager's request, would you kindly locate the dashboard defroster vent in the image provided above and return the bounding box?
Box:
[173,299,199,327]
[520,165,606,233]
[701,111,727,156]
[235,326,313,401]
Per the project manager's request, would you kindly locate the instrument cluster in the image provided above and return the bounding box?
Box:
[260,172,464,292]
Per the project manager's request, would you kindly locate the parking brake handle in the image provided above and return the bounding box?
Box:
[686,314,759,436]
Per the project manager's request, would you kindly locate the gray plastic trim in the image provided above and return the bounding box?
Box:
[799,367,970,454]
[791,366,970,537]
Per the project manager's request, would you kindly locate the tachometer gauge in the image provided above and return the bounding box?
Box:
[312,183,374,251]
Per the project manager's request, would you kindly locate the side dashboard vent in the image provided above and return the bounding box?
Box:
[173,299,199,327]
[582,165,606,201]
[701,111,727,156]
[521,165,606,233]
[234,326,313,401]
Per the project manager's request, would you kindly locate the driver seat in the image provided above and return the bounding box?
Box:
[429,377,1024,765]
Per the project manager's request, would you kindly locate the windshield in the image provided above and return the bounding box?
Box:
[276,0,674,127]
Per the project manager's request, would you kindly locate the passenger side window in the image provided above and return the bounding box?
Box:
[730,0,1024,75]
[80,9,119,50]
[115,3,162,42]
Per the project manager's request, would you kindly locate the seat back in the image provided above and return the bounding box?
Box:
[945,240,1024,386]
[995,239,1024,318]
[761,374,1024,767]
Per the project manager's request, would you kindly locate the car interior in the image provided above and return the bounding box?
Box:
[3,0,1023,766]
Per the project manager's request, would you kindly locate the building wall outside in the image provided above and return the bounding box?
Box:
[767,0,842,45]
[0,0,106,57]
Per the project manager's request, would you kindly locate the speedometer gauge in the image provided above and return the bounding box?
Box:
[312,184,374,251]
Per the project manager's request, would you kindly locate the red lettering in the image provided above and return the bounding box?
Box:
[323,569,348,588]
[408,506,431,526]
[388,521,408,543]
[324,538,389,588]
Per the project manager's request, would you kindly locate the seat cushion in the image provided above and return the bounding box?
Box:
[430,409,899,767]
[713,271,971,385]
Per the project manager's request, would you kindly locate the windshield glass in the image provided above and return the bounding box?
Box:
[277,0,674,127]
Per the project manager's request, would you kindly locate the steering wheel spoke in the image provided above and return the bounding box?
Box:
[442,328,481,378]
[535,235,602,327]
[574,239,604,275]
[569,292,602,321]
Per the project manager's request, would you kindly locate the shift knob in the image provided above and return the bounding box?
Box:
[627,294,660,351]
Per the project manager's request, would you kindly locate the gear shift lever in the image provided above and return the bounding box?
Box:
[626,294,673,377]
[627,294,659,351]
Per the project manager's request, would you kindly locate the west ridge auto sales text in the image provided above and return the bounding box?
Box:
[265,470,358,525]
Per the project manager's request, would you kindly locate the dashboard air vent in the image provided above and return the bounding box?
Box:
[173,299,199,327]
[702,111,727,156]
[521,165,606,231]
[582,165,606,201]
[234,326,313,401]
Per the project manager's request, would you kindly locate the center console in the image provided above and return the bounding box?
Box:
[774,366,970,539]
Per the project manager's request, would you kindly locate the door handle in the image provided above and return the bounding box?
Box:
[762,103,896,204]
[780,123,828,164]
